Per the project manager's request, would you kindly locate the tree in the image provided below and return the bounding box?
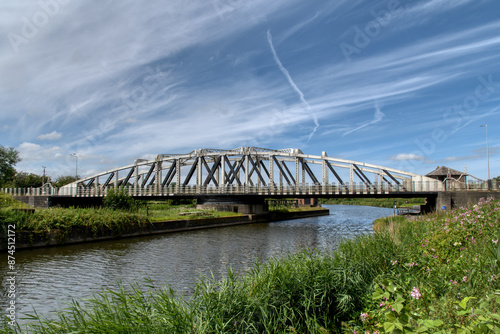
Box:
[0,146,20,187]
[12,172,47,188]
[53,175,78,188]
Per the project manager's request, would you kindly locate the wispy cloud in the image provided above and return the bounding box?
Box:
[343,102,385,136]
[1,0,499,180]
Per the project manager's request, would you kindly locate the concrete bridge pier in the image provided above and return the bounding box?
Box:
[436,191,500,211]
[196,196,268,215]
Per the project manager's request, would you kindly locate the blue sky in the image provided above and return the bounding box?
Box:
[0,0,499,180]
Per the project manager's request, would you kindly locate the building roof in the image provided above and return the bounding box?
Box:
[426,166,467,177]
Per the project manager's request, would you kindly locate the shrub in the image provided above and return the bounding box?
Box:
[103,187,135,211]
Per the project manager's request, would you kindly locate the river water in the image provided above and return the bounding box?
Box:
[1,205,393,323]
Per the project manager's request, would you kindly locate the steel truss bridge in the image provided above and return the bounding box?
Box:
[41,147,443,198]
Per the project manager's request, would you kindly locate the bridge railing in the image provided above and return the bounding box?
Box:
[1,181,497,198]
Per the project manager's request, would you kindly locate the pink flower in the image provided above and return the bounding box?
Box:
[360,312,368,322]
[411,287,421,300]
[493,239,499,244]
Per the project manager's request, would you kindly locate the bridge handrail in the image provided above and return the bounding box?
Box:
[1,181,498,197]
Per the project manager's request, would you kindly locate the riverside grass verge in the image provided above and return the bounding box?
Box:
[2,198,500,333]
[0,193,242,248]
[321,198,425,208]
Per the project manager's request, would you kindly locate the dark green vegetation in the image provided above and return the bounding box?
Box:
[0,146,20,187]
[0,193,239,241]
[321,197,425,208]
[2,198,499,333]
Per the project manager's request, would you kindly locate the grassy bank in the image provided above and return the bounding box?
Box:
[2,198,499,332]
[0,194,239,231]
[321,197,425,208]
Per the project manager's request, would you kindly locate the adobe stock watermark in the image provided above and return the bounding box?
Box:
[396,74,500,174]
[211,0,241,20]
[339,0,408,63]
[7,0,68,54]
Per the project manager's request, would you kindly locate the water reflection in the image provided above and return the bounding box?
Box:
[0,205,393,322]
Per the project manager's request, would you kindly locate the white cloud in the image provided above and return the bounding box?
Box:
[390,153,426,161]
[38,131,62,141]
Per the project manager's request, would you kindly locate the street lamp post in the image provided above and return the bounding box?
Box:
[480,124,490,188]
[70,153,78,180]
[42,166,46,185]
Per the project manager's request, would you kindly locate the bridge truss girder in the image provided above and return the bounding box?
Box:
[71,147,441,196]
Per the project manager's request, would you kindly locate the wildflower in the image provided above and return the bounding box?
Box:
[391,260,398,266]
[493,239,499,244]
[360,312,368,322]
[462,276,468,283]
[411,287,421,300]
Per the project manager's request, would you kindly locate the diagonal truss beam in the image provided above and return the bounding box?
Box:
[302,160,320,185]
[183,157,199,186]
[141,163,156,187]
[162,163,176,187]
[228,157,245,185]
[325,160,348,190]
[102,172,115,189]
[272,156,293,186]
[225,159,242,186]
[353,164,376,190]
[248,156,266,186]
[281,160,296,184]
[383,169,407,190]
[203,156,221,187]
[119,167,135,187]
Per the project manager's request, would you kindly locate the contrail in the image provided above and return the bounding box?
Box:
[267,30,319,141]
[343,102,385,136]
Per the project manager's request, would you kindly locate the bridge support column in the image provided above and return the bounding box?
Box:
[245,155,249,193]
[220,155,226,193]
[322,152,328,194]
[269,155,274,192]
[196,196,268,215]
[156,161,162,195]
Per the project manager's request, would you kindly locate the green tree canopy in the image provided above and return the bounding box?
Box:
[53,175,78,188]
[12,172,47,188]
[0,145,20,187]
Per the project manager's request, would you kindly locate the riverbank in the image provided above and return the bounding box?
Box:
[0,205,329,251]
[2,198,498,333]
[321,197,425,208]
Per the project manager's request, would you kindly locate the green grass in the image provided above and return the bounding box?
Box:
[137,203,242,222]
